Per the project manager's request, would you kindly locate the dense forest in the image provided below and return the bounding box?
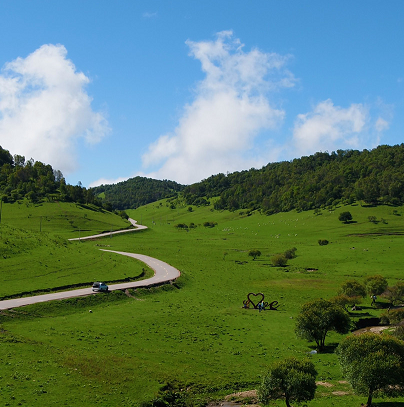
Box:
[183,144,404,214]
[0,146,99,206]
[92,177,185,210]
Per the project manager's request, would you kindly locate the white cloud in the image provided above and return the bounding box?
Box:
[375,117,389,132]
[292,99,371,156]
[0,44,109,174]
[89,176,129,188]
[141,31,295,184]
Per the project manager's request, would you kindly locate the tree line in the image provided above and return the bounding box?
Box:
[183,144,404,214]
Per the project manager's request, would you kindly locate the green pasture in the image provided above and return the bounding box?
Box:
[1,200,404,406]
[0,200,129,238]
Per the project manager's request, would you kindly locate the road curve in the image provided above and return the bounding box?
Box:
[68,218,147,241]
[0,223,181,310]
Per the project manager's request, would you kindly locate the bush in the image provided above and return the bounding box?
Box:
[380,308,404,325]
[203,221,217,228]
[174,223,188,230]
[318,239,329,246]
[271,254,288,267]
[284,247,297,259]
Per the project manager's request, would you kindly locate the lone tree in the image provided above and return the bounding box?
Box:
[364,274,388,297]
[338,211,353,223]
[336,333,404,406]
[258,357,317,407]
[248,249,261,261]
[338,280,366,304]
[295,299,351,351]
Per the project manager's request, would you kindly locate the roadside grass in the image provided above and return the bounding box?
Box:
[0,224,152,298]
[0,200,404,405]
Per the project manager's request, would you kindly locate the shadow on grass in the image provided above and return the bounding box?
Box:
[373,403,404,407]
[308,342,339,354]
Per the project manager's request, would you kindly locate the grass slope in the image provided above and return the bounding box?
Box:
[1,200,404,406]
[0,201,151,298]
[1,201,129,238]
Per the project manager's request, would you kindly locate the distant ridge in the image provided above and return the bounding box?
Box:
[91,176,185,210]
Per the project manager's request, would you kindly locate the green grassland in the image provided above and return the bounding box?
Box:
[1,200,130,238]
[1,199,404,406]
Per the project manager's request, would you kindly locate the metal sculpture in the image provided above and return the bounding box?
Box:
[243,292,279,310]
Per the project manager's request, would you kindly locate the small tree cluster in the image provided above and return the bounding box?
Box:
[383,281,404,305]
[334,275,389,306]
[318,239,329,246]
[174,223,188,230]
[203,221,217,228]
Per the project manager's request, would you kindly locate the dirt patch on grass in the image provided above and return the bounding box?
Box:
[353,326,389,335]
[316,381,333,387]
[224,390,257,400]
[332,391,351,395]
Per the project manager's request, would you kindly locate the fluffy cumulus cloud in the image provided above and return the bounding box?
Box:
[0,44,109,174]
[292,99,373,156]
[142,31,295,184]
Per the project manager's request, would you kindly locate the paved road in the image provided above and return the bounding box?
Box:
[68,218,147,241]
[0,222,181,311]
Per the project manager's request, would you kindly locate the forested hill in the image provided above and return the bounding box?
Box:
[0,146,100,206]
[92,177,185,210]
[183,144,404,214]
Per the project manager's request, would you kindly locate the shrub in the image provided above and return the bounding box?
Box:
[271,254,288,267]
[284,247,297,259]
[318,239,329,246]
[380,308,404,325]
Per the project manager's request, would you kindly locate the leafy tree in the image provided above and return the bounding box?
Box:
[271,254,288,267]
[338,211,353,223]
[336,333,404,406]
[338,280,366,303]
[248,249,261,260]
[384,281,404,305]
[295,299,351,351]
[318,239,329,246]
[364,275,388,297]
[258,357,317,407]
[330,294,353,311]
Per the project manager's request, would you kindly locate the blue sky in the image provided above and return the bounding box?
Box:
[0,1,403,187]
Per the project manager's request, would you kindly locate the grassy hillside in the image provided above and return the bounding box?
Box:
[1,200,130,238]
[0,201,150,298]
[1,200,404,406]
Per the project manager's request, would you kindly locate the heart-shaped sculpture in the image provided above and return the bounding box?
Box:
[247,292,265,309]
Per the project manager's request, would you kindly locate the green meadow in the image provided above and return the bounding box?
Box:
[1,199,404,406]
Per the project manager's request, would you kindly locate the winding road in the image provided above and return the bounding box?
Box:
[0,219,180,311]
